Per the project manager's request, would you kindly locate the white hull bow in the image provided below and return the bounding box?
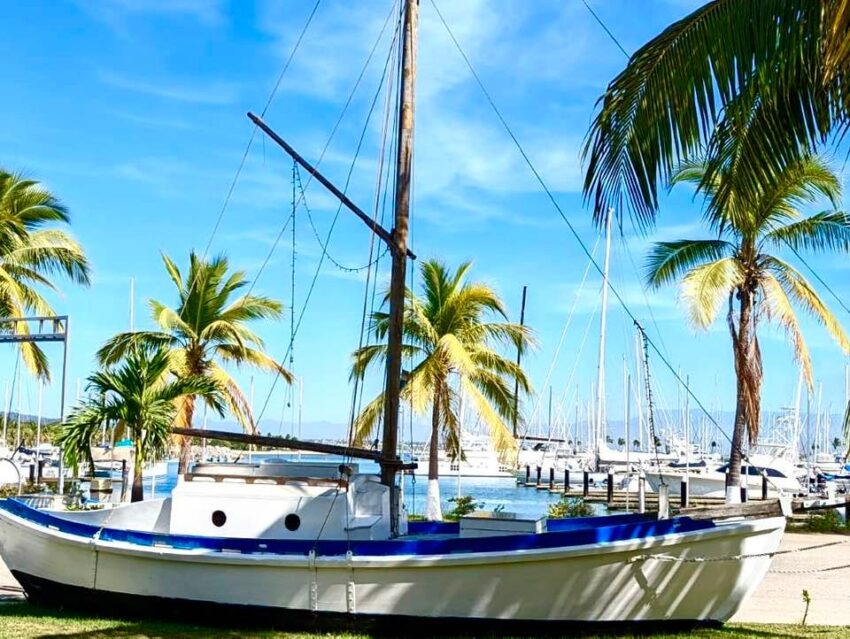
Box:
[0,498,783,627]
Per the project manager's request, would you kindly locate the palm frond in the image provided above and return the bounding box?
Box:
[760,272,813,389]
[582,1,831,226]
[762,211,850,253]
[461,376,517,457]
[646,239,734,288]
[766,256,850,354]
[351,393,384,447]
[680,257,744,329]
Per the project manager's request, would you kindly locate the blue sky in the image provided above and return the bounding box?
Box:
[1,0,848,445]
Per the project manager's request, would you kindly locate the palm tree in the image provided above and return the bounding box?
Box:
[646,155,850,499]
[352,260,534,520]
[583,1,850,227]
[58,343,223,502]
[0,170,90,378]
[632,438,640,450]
[617,437,626,450]
[97,252,292,472]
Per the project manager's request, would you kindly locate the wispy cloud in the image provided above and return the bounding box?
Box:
[103,108,197,131]
[99,71,239,106]
[74,0,226,30]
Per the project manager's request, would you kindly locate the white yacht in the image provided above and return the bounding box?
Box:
[646,454,804,498]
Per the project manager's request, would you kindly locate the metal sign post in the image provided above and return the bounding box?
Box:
[0,316,69,495]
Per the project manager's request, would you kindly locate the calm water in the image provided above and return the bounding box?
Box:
[145,456,591,519]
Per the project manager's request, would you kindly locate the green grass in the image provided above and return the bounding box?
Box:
[0,602,848,639]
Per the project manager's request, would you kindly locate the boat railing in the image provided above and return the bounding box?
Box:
[183,472,349,489]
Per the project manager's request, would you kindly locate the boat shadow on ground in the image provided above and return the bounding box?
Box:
[0,602,839,639]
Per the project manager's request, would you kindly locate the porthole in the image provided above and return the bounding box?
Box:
[284,513,301,531]
[212,510,227,527]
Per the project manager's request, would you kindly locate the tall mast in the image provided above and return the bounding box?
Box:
[512,285,528,437]
[593,210,613,457]
[381,0,418,488]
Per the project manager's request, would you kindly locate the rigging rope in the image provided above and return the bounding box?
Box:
[179,0,323,320]
[520,234,601,448]
[294,164,389,273]
[254,0,402,428]
[631,536,850,572]
[429,0,793,496]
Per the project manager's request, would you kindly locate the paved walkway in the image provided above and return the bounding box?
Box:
[0,532,847,625]
[732,532,850,626]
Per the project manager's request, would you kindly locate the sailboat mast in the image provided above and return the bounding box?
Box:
[593,211,613,458]
[512,285,528,438]
[381,0,418,488]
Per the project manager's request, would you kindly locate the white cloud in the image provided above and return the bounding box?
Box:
[74,0,225,30]
[99,71,240,106]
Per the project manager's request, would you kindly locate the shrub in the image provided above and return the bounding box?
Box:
[804,509,849,533]
[548,496,594,519]
[445,495,481,521]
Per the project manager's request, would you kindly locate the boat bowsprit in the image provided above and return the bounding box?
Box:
[0,462,785,631]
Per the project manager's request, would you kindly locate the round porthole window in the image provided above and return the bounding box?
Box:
[211,510,227,527]
[284,513,301,531]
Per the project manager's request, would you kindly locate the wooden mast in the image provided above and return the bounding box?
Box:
[381,0,418,492]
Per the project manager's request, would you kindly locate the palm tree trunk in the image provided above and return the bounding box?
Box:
[727,289,754,503]
[426,385,442,521]
[131,444,144,503]
[177,393,197,474]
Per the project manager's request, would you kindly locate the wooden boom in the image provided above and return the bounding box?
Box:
[172,427,414,469]
[247,112,415,261]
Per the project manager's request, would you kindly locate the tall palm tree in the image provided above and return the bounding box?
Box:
[58,343,223,502]
[352,260,534,520]
[583,1,850,226]
[646,154,850,499]
[97,252,292,473]
[0,170,90,378]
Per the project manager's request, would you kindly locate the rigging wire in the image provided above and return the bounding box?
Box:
[254,2,403,427]
[427,0,787,485]
[581,0,629,58]
[184,0,324,315]
[584,0,850,322]
[521,234,601,441]
[295,164,390,273]
[349,17,402,447]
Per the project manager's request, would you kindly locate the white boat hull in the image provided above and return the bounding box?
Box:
[646,472,800,498]
[0,502,784,625]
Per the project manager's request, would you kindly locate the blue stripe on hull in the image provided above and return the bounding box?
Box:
[0,498,715,557]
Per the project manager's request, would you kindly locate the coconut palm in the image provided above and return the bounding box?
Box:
[97,252,292,472]
[58,343,224,502]
[0,170,90,378]
[352,260,534,520]
[646,154,850,498]
[583,1,850,227]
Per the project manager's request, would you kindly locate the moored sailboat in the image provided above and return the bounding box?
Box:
[0,0,786,629]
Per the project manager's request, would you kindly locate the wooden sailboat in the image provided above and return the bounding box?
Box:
[0,0,786,629]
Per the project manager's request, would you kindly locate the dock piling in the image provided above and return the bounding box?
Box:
[680,477,689,508]
[564,469,570,493]
[761,473,768,500]
[606,471,614,505]
[549,467,554,491]
[638,471,646,513]
[658,483,669,520]
[525,465,530,484]
[535,466,541,487]
[583,470,589,497]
